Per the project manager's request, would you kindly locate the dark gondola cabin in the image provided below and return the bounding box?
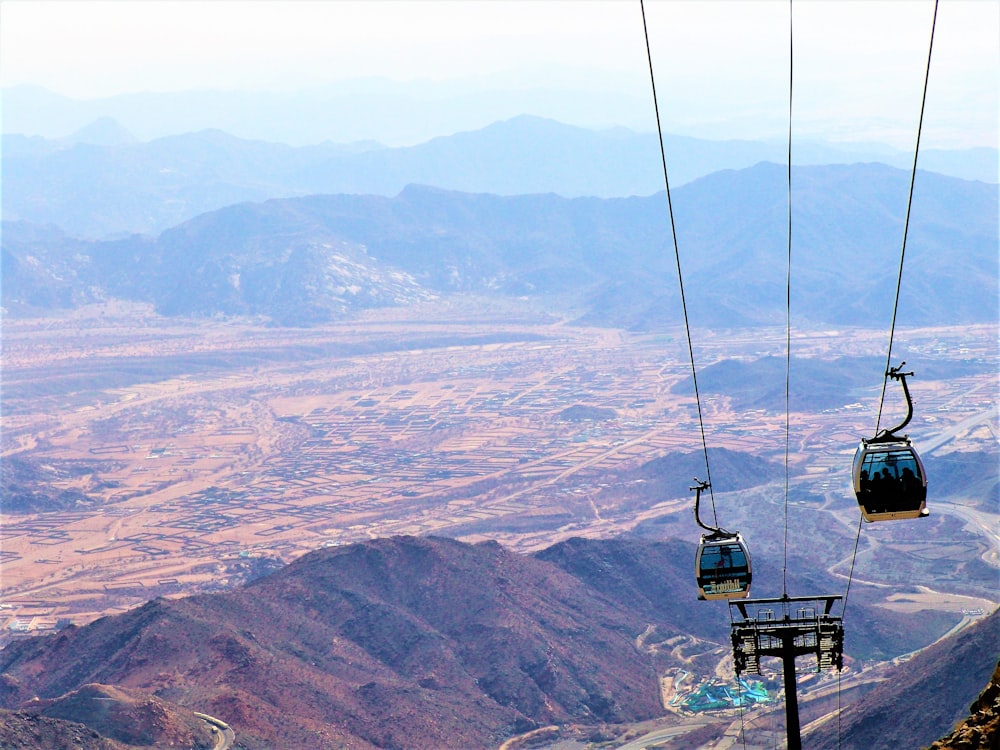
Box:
[696,533,752,600]
[853,438,928,521]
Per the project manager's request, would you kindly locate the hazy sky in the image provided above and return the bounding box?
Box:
[1,0,997,148]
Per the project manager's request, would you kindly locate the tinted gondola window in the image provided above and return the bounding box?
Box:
[856,444,928,520]
[701,543,749,575]
[697,540,751,599]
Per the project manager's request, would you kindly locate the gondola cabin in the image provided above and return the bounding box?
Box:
[853,438,928,522]
[696,532,752,600]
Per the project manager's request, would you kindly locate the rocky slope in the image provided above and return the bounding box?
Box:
[805,607,1000,750]
[0,682,214,749]
[0,710,127,750]
[927,658,1000,750]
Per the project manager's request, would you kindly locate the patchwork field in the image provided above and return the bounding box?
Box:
[2,301,997,642]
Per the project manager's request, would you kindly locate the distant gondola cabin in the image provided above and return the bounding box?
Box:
[696,533,752,600]
[852,438,928,522]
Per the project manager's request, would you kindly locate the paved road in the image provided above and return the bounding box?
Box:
[922,405,997,454]
[611,721,708,750]
[194,712,235,750]
[934,500,1000,566]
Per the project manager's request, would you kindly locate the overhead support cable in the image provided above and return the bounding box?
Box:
[781,0,794,600]
[639,0,717,524]
[875,0,940,435]
[852,0,939,611]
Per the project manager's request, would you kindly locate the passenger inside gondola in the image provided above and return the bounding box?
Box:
[858,447,925,513]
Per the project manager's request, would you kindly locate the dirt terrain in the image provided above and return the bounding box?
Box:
[2,301,997,643]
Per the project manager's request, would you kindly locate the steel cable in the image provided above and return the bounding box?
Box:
[781,0,794,600]
[874,0,939,434]
[639,0,718,524]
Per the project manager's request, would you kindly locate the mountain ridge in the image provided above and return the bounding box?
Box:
[0,536,673,748]
[4,162,995,330]
[4,114,995,239]
[0,534,986,749]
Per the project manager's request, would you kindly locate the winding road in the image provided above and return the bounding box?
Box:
[194,712,235,750]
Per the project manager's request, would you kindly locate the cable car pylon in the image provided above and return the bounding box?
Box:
[729,595,845,750]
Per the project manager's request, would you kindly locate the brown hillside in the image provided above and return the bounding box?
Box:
[533,536,729,642]
[0,536,675,749]
[27,683,216,748]
[804,606,1000,750]
[0,534,985,749]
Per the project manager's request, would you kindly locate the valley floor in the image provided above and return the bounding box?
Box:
[3,305,997,702]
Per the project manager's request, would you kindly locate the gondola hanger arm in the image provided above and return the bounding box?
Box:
[692,479,730,537]
[868,362,915,443]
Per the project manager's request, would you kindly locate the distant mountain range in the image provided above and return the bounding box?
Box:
[1,80,656,147]
[0,535,989,749]
[4,162,996,330]
[3,114,996,239]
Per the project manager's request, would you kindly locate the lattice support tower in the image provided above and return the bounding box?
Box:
[729,595,844,750]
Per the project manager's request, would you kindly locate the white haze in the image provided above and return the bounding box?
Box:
[0,0,997,149]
